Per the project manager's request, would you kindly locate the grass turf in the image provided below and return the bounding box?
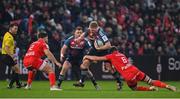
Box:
[0,81,180,98]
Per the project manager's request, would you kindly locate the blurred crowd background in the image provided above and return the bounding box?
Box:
[0,0,180,59]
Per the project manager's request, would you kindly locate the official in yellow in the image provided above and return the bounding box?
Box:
[1,23,25,89]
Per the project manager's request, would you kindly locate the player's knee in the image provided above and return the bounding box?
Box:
[81,59,90,69]
[43,65,54,74]
[13,65,20,73]
[143,75,153,84]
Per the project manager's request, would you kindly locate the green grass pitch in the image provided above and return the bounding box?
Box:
[0,81,180,98]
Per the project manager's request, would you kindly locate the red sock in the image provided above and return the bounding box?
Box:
[152,80,167,88]
[136,86,152,91]
[27,71,35,85]
[48,72,55,87]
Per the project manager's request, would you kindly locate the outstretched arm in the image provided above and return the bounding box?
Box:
[44,49,62,67]
[83,55,108,61]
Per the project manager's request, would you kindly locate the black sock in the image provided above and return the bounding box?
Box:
[80,69,88,84]
[112,71,122,86]
[58,74,64,87]
[9,72,16,87]
[87,71,97,86]
[14,73,21,86]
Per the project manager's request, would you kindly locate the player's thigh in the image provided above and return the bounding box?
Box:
[136,71,145,81]
[12,64,20,73]
[41,63,54,74]
[61,61,72,74]
[1,54,16,67]
[81,59,91,69]
[34,59,53,73]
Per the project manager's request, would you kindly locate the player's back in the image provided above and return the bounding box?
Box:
[25,38,48,58]
[106,51,131,70]
[113,51,129,66]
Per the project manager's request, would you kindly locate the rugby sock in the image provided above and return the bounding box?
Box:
[9,72,16,87]
[112,71,122,86]
[80,69,88,83]
[58,74,64,87]
[152,80,167,88]
[87,71,97,86]
[136,86,152,91]
[14,73,21,86]
[48,72,56,87]
[27,71,35,85]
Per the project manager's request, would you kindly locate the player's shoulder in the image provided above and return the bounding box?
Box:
[4,32,13,39]
[98,28,107,36]
[37,38,46,45]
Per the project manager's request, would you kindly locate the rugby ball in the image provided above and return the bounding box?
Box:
[95,39,104,47]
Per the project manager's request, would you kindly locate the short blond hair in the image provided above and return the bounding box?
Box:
[89,21,99,28]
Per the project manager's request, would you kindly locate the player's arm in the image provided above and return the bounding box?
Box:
[44,49,62,67]
[83,55,108,61]
[60,38,71,62]
[4,40,14,57]
[60,44,68,61]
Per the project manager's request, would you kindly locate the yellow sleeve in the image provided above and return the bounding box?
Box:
[4,37,13,47]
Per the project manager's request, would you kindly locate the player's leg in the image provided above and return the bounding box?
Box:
[142,75,177,91]
[2,54,24,88]
[40,61,61,91]
[127,81,157,91]
[87,69,101,90]
[12,64,27,88]
[57,60,71,88]
[73,59,91,87]
[25,67,37,89]
[80,59,91,83]
[104,62,123,91]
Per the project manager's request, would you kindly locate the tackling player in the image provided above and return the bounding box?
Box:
[58,26,100,90]
[84,46,177,91]
[23,30,62,91]
[73,21,123,90]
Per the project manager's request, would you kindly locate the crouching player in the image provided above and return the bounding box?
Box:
[58,26,100,90]
[84,46,177,91]
[23,30,62,91]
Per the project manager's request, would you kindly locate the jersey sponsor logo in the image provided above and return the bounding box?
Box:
[25,52,35,56]
[102,36,108,42]
[70,40,85,49]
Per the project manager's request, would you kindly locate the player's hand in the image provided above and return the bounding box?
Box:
[60,55,65,63]
[13,54,18,63]
[83,55,88,60]
[83,55,91,61]
[94,42,101,50]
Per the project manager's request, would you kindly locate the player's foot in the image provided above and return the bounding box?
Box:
[149,86,158,91]
[50,86,62,91]
[166,85,177,92]
[25,84,31,90]
[16,82,27,88]
[73,82,85,88]
[116,83,123,91]
[7,85,14,89]
[94,85,101,90]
